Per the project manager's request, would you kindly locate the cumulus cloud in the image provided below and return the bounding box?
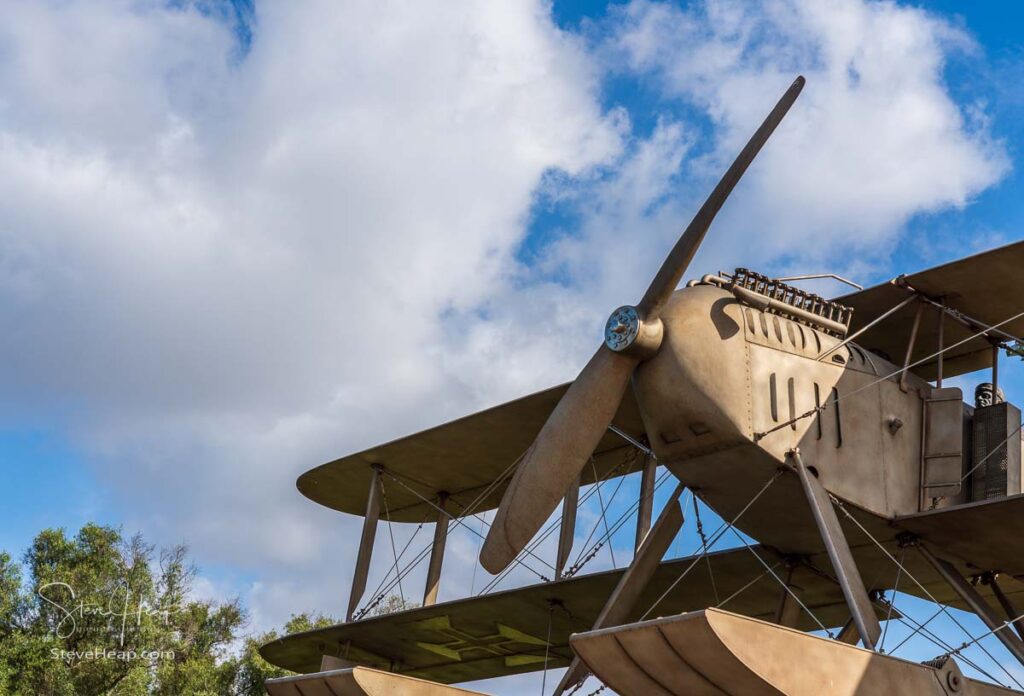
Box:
[451,0,1012,409]
[0,0,622,632]
[0,1,1011,692]
[604,0,1008,271]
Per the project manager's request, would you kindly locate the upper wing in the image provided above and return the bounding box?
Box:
[297,383,648,521]
[259,545,880,684]
[838,240,1024,380]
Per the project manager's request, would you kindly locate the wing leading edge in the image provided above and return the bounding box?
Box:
[260,546,889,684]
[297,383,648,521]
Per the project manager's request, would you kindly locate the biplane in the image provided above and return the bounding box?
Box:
[261,77,1024,695]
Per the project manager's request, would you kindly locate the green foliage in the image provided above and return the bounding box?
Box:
[367,594,420,617]
[0,524,338,695]
[233,612,341,694]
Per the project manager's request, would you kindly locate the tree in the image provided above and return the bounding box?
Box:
[0,523,341,695]
[368,594,419,617]
[1,525,243,695]
[234,613,336,695]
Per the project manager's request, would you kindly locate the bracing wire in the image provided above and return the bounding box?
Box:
[590,459,618,568]
[831,496,1023,689]
[378,475,405,603]
[642,470,782,620]
[480,452,649,595]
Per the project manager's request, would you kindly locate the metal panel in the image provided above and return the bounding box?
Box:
[922,387,965,500]
[972,402,1022,501]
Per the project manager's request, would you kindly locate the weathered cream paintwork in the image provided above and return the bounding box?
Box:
[571,608,1019,695]
[264,666,486,696]
[634,284,935,553]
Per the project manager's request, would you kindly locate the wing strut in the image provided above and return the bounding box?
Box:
[348,465,383,621]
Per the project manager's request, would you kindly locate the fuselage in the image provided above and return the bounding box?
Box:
[632,283,932,554]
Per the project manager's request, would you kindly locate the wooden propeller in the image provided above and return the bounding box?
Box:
[480,76,806,575]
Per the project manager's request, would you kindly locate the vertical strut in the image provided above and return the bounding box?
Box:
[347,465,382,622]
[635,454,656,550]
[993,343,1000,396]
[919,545,1024,667]
[555,476,579,579]
[836,618,861,645]
[790,449,881,649]
[900,299,924,392]
[423,492,449,606]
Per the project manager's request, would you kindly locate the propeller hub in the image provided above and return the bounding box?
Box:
[603,305,663,359]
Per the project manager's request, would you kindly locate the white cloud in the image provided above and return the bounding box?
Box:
[605,0,1008,271]
[0,0,621,624]
[0,0,1012,692]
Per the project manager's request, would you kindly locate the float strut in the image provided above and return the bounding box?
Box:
[555,483,686,694]
[984,573,1024,641]
[790,449,881,650]
[919,545,1024,667]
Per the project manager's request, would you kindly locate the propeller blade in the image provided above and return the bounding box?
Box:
[636,75,805,320]
[480,346,639,574]
[479,76,806,576]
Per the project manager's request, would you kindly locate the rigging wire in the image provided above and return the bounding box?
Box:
[385,469,553,577]
[477,454,637,595]
[564,469,674,580]
[354,446,542,617]
[469,511,487,595]
[726,526,833,637]
[943,609,1024,664]
[590,459,619,568]
[641,470,782,620]
[889,604,946,656]
[878,545,905,653]
[716,563,777,609]
[378,475,405,603]
[883,603,1001,684]
[540,603,555,695]
[354,512,430,619]
[569,457,635,570]
[693,495,720,605]
[831,496,1023,689]
[756,306,1024,440]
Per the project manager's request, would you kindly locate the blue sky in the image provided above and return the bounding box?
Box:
[2,0,1024,693]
